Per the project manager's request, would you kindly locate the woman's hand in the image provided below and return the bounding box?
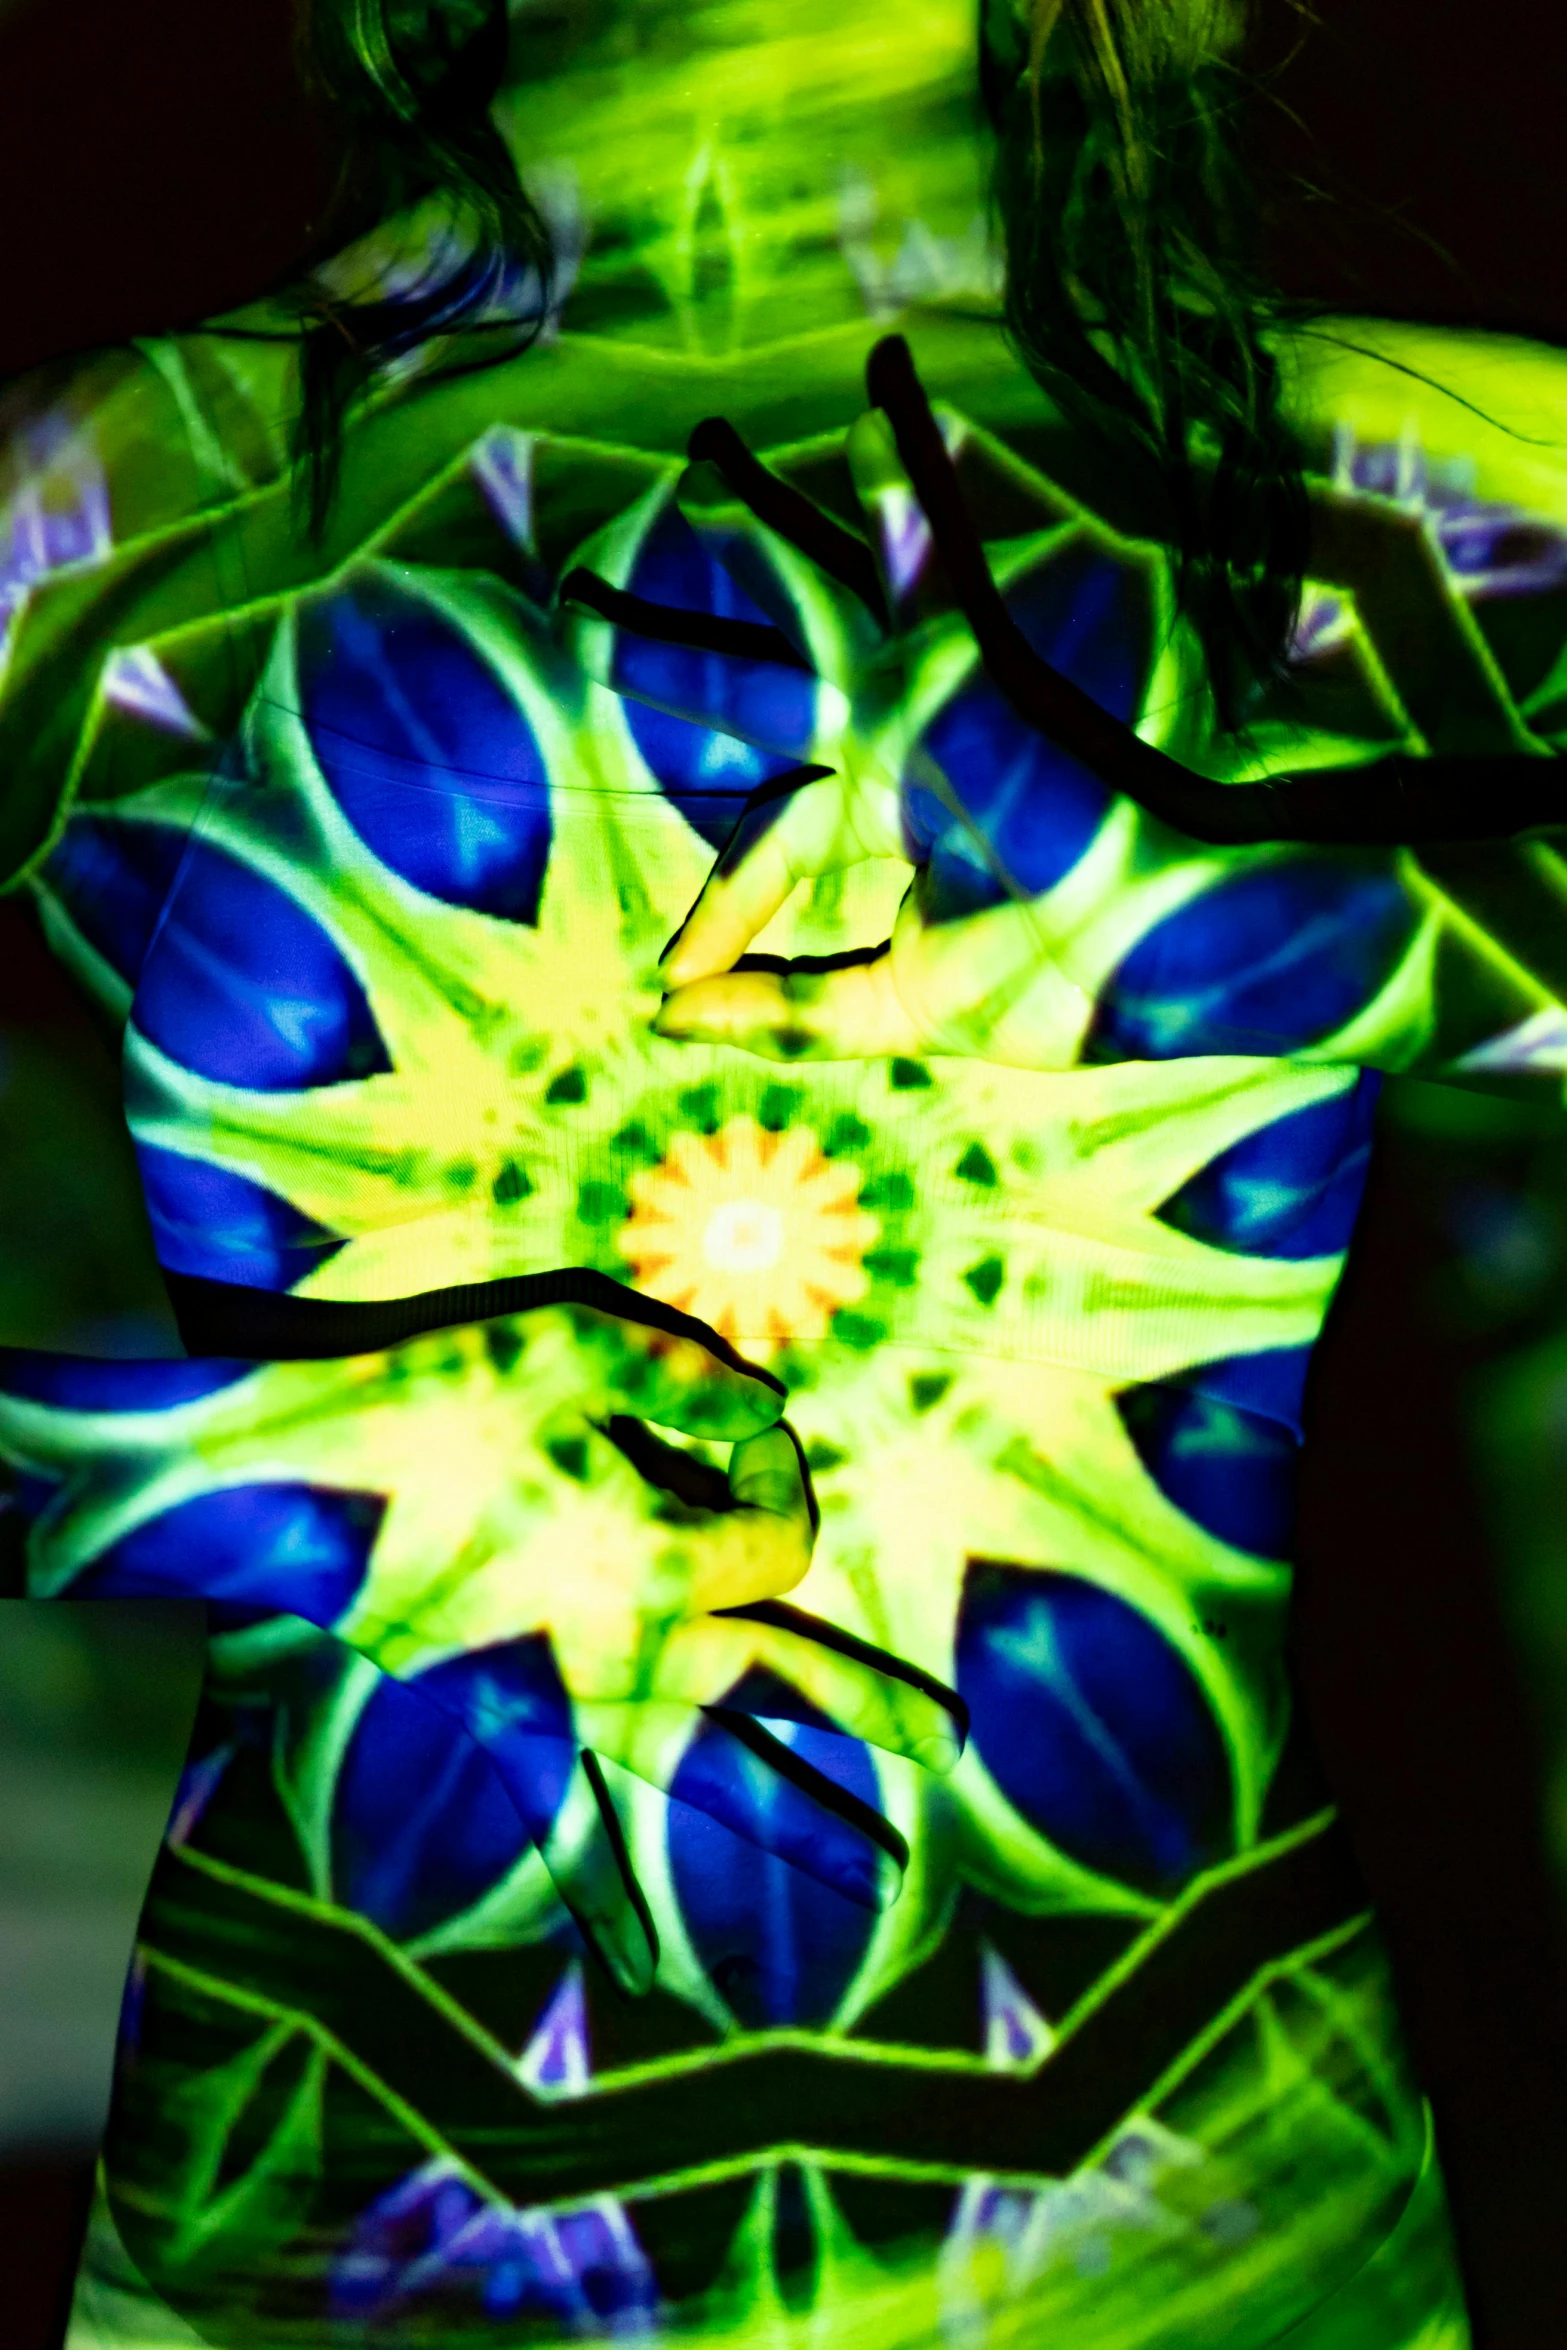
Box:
[566,336,1567,1082]
[0,1291,965,1990]
[651,766,1098,1069]
[562,374,1147,1074]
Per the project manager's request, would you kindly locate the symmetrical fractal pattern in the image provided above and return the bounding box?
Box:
[7,94,1567,2346]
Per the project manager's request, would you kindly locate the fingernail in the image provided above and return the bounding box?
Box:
[910,1732,962,1776]
[590,1917,659,2000]
[871,1848,906,1910]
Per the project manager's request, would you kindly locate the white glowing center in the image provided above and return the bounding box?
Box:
[702,1197,786,1274]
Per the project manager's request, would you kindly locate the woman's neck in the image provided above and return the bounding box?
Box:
[498,0,1000,352]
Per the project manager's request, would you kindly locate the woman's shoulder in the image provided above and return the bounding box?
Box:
[1279,313,1567,522]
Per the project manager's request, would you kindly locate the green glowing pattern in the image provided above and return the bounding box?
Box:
[9,1,1567,2341]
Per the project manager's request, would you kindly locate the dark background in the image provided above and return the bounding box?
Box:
[2,1,1567,2343]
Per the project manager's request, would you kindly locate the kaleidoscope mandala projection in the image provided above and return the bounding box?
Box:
[8,0,1567,2343]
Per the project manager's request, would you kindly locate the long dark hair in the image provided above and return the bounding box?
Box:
[283,0,552,537]
[982,0,1331,739]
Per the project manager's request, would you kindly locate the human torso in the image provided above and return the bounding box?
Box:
[23,302,1508,2347]
[18,12,1567,2331]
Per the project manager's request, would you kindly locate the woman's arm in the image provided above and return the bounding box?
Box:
[0,1294,971,1989]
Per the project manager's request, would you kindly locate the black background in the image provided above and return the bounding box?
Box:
[0,1,1565,2342]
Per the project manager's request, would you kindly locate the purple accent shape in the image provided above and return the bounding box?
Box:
[0,421,111,601]
[166,1743,237,1849]
[471,428,534,549]
[43,816,195,990]
[668,1717,880,2026]
[115,1953,149,2073]
[1347,438,1426,502]
[980,1942,1053,2069]
[1090,859,1417,1060]
[331,2162,656,2331]
[955,1563,1231,1896]
[332,1639,574,1939]
[1437,506,1567,596]
[0,1349,251,1411]
[102,647,208,738]
[1338,431,1567,600]
[613,505,818,766]
[950,2177,1037,2258]
[298,575,555,922]
[1157,1072,1380,1262]
[133,835,391,1091]
[69,1480,384,1621]
[1287,590,1348,665]
[519,1962,591,2096]
[1118,1384,1300,1556]
[878,485,933,609]
[134,1142,345,1291]
[332,2163,479,2319]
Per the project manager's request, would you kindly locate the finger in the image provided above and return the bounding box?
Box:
[343,1657,660,2000]
[659,770,855,986]
[660,752,909,988]
[847,405,959,628]
[676,1425,814,1614]
[654,952,925,1062]
[712,1602,969,1774]
[575,1699,905,1913]
[535,1750,660,1999]
[678,447,889,678]
[587,1607,966,1775]
[538,1426,815,1702]
[564,1300,786,1440]
[559,559,837,764]
[678,1711,907,1910]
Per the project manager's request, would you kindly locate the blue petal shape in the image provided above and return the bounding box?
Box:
[912,682,1109,908]
[669,1717,880,2026]
[298,576,554,922]
[42,816,193,988]
[404,1638,575,1847]
[0,1351,251,1411]
[1008,546,1151,715]
[1090,861,1417,1060]
[1183,1344,1313,1441]
[1158,1073,1381,1259]
[956,1563,1231,1894]
[613,507,818,771]
[134,1142,345,1291]
[1119,1383,1300,1557]
[70,1481,383,1619]
[333,1638,572,1939]
[906,546,1144,907]
[623,699,801,848]
[133,837,390,1091]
